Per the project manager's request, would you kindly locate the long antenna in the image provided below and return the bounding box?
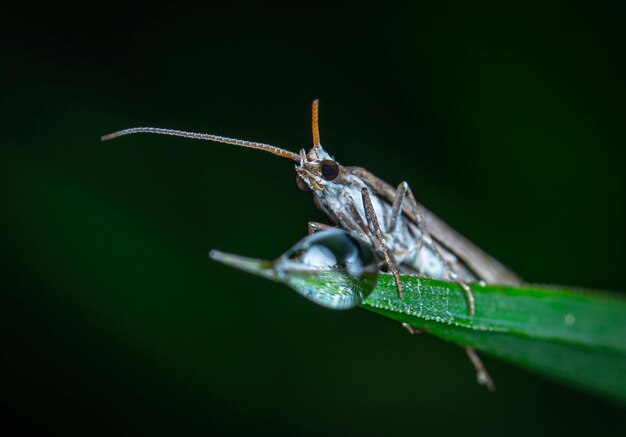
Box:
[311,99,321,147]
[101,127,300,161]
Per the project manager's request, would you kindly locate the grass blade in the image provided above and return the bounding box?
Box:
[210,252,626,406]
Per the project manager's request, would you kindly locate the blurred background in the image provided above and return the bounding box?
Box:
[2,1,625,435]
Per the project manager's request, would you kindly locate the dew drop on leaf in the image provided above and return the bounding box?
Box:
[273,229,379,309]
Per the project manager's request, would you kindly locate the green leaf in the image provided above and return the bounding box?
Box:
[210,251,626,406]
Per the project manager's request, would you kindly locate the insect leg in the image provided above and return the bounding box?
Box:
[403,323,495,391]
[307,222,335,234]
[346,201,371,236]
[402,323,426,335]
[360,187,404,299]
[464,346,496,392]
[449,271,475,318]
[334,211,366,236]
[403,184,475,317]
[387,181,408,234]
[388,181,427,263]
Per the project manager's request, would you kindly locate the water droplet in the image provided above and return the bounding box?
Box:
[564,313,575,325]
[273,230,379,309]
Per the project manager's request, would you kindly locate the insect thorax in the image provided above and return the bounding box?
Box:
[313,172,475,282]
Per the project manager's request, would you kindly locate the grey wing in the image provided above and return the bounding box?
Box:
[346,167,522,285]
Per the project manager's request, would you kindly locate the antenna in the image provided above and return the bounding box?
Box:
[101,127,300,161]
[312,99,321,147]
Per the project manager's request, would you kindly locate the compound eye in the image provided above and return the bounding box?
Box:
[296,175,311,191]
[320,160,339,181]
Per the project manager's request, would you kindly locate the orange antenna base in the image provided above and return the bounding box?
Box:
[312,99,321,147]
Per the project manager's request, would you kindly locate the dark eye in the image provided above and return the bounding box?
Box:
[296,175,311,191]
[320,160,339,181]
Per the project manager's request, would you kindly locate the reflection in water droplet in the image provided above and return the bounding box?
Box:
[273,230,379,310]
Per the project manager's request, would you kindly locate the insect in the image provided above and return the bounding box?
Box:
[102,100,522,390]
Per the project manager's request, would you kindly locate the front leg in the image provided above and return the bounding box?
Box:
[307,222,335,235]
[360,187,404,299]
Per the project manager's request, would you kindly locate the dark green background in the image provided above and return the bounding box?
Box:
[2,1,625,435]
